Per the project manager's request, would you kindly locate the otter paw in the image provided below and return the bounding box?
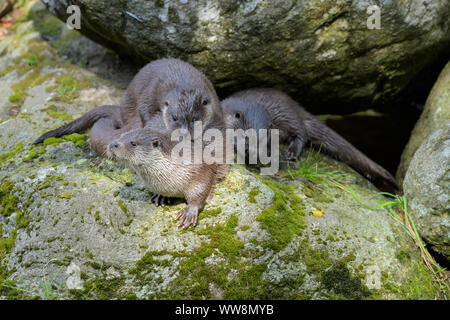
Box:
[284,149,297,161]
[176,205,199,229]
[285,138,303,161]
[150,194,171,207]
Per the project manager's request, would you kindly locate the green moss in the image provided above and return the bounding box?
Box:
[70,277,128,300]
[396,250,412,263]
[0,142,24,165]
[198,207,222,221]
[0,180,18,217]
[45,71,93,103]
[15,211,31,229]
[0,226,18,295]
[117,200,128,215]
[380,262,437,299]
[42,133,87,147]
[42,105,73,122]
[22,146,45,162]
[94,211,100,222]
[256,179,306,251]
[302,186,331,203]
[26,7,63,38]
[9,69,54,104]
[43,137,64,145]
[58,192,72,199]
[322,263,371,299]
[248,187,261,203]
[62,133,87,147]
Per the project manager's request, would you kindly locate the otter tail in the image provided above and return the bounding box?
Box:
[33,105,122,145]
[304,117,398,191]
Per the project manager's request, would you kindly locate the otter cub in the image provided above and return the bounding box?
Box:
[108,128,227,229]
[34,58,224,145]
[121,58,224,135]
[222,88,398,191]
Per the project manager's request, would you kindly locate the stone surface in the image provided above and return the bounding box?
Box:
[0,0,16,19]
[0,2,441,300]
[397,60,450,184]
[403,126,450,260]
[41,0,450,113]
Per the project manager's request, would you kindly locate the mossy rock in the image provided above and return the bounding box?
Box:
[0,1,443,300]
[43,0,450,112]
[403,126,450,261]
[397,60,450,183]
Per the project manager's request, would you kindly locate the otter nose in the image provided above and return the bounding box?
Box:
[110,141,120,149]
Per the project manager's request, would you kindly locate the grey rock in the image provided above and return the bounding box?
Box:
[397,60,450,184]
[0,3,441,300]
[0,0,16,19]
[42,0,450,112]
[403,125,450,260]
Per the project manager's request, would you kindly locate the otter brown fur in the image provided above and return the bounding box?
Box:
[221,88,398,191]
[108,128,228,229]
[33,58,224,145]
[120,58,224,135]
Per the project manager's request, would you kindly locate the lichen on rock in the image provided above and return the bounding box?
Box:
[0,1,444,300]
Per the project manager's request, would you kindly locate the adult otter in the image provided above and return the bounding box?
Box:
[108,127,228,229]
[33,58,224,144]
[121,58,224,136]
[221,88,398,191]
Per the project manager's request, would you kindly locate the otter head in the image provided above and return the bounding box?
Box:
[161,86,217,139]
[108,128,170,167]
[221,97,272,157]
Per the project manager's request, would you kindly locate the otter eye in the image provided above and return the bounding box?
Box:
[192,116,199,122]
[164,101,169,107]
[152,140,159,148]
[172,115,178,122]
[235,112,241,119]
[130,141,137,147]
[202,99,208,106]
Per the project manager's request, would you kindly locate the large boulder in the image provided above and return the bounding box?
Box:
[42,0,450,112]
[403,126,450,260]
[0,0,16,19]
[0,3,441,300]
[397,60,450,184]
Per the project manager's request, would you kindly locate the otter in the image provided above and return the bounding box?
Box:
[121,58,224,136]
[33,58,224,145]
[107,127,228,229]
[33,105,125,145]
[221,88,398,191]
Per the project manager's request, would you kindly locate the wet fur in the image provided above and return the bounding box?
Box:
[222,88,398,191]
[109,128,228,228]
[120,58,224,134]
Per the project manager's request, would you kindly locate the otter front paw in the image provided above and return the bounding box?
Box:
[285,138,303,161]
[284,148,297,161]
[176,205,199,229]
[150,194,171,207]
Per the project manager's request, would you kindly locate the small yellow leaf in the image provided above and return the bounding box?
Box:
[311,210,323,217]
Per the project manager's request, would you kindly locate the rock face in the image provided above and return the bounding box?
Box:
[398,59,450,261]
[397,60,450,184]
[0,0,16,19]
[0,2,440,300]
[42,0,450,112]
[403,126,450,260]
